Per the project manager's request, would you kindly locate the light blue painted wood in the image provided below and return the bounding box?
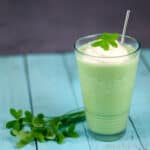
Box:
[130,49,150,149]
[64,52,143,150]
[27,54,90,150]
[1,50,149,150]
[141,49,150,67]
[0,56,36,150]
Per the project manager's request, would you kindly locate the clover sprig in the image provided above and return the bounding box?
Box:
[91,33,119,50]
[6,108,85,148]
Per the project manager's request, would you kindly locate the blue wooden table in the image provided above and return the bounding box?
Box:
[0,49,149,150]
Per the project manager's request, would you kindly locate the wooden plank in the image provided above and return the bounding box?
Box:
[27,54,90,150]
[64,52,143,150]
[141,49,150,70]
[130,49,150,149]
[125,58,150,150]
[0,56,36,150]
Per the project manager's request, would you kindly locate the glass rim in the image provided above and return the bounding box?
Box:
[75,33,141,58]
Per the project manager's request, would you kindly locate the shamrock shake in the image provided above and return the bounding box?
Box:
[75,33,140,141]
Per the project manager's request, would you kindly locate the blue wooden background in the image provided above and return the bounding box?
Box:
[0,49,149,150]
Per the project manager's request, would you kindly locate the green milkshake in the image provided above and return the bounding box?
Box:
[75,33,140,141]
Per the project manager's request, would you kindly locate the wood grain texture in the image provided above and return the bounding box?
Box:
[64,53,143,150]
[0,56,36,150]
[130,49,150,149]
[129,59,150,150]
[141,49,150,71]
[0,50,150,150]
[27,54,90,150]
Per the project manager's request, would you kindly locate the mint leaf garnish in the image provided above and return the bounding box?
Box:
[6,108,85,148]
[91,33,119,50]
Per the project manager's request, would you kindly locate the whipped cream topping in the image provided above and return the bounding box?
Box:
[79,41,131,64]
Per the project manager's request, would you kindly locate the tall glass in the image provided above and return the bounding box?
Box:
[75,34,140,141]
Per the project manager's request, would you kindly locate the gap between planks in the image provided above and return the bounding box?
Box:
[62,55,92,150]
[141,54,150,73]
[63,52,148,150]
[25,54,89,150]
[23,55,38,150]
[129,116,146,150]
[23,51,149,150]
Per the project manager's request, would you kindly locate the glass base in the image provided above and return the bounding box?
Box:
[88,129,126,141]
